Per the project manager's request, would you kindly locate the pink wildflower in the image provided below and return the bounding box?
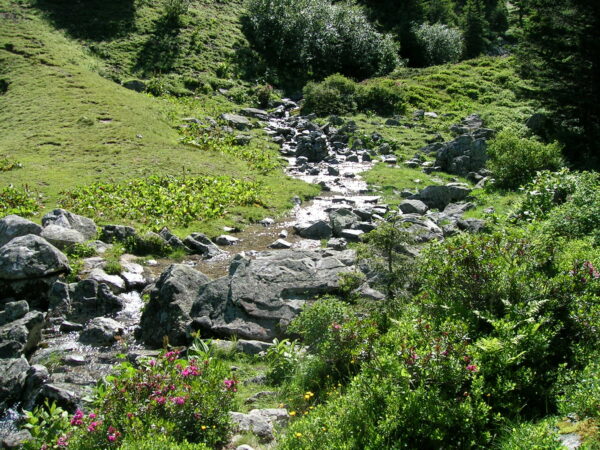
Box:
[331,323,341,330]
[155,396,166,405]
[171,396,186,405]
[107,426,121,443]
[56,436,69,447]
[223,379,238,392]
[87,421,101,432]
[70,410,84,426]
[148,359,157,367]
[88,412,97,419]
[466,364,478,372]
[164,350,180,362]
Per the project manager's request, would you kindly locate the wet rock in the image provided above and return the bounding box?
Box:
[64,354,86,366]
[410,184,471,210]
[38,383,80,412]
[329,209,359,236]
[399,199,429,215]
[268,239,292,249]
[221,113,251,130]
[295,132,328,162]
[120,262,148,291]
[0,311,45,358]
[450,114,484,135]
[159,227,188,252]
[68,279,124,322]
[183,233,223,258]
[215,235,240,246]
[0,357,29,410]
[88,268,126,294]
[327,238,347,250]
[400,215,444,243]
[42,209,97,241]
[0,215,42,247]
[0,235,69,280]
[47,281,71,317]
[100,225,136,244]
[294,220,332,240]
[79,317,124,346]
[40,224,85,250]
[340,229,364,242]
[60,320,83,332]
[435,134,488,176]
[237,340,272,355]
[138,265,210,347]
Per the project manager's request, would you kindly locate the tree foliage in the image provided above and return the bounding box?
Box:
[517,0,600,165]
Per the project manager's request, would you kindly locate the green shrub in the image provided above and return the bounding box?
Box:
[279,311,492,449]
[487,130,563,189]
[559,358,600,420]
[358,79,407,116]
[414,23,464,66]
[0,185,40,217]
[496,419,562,450]
[22,400,71,450]
[303,74,406,117]
[302,74,358,116]
[515,170,600,243]
[243,0,399,80]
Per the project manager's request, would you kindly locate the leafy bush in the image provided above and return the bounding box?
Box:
[487,130,563,189]
[0,157,22,172]
[0,185,40,217]
[302,74,358,116]
[496,419,562,450]
[515,169,600,243]
[279,310,492,449]
[59,349,235,448]
[23,400,70,450]
[59,175,263,229]
[243,0,399,80]
[414,23,464,66]
[558,358,600,420]
[302,74,406,117]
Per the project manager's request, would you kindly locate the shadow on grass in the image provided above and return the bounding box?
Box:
[134,14,183,76]
[33,0,136,41]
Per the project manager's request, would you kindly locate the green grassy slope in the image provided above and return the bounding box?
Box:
[0,0,315,233]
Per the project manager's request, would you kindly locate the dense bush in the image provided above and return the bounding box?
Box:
[413,23,463,66]
[302,74,406,116]
[0,185,40,217]
[515,169,600,243]
[243,0,399,80]
[558,358,600,421]
[487,129,563,189]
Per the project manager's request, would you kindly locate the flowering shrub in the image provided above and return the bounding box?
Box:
[54,349,235,448]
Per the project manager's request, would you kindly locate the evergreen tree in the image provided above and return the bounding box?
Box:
[517,0,600,164]
[462,0,487,58]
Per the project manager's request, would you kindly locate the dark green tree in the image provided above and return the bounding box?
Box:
[462,0,487,58]
[517,0,600,164]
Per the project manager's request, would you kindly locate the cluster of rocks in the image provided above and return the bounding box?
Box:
[416,114,495,182]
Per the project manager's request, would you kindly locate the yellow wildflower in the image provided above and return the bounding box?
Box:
[289,411,297,416]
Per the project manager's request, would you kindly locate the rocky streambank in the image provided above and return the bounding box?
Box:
[0,102,496,447]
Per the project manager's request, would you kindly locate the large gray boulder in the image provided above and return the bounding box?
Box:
[410,184,471,210]
[41,224,85,250]
[190,249,356,341]
[0,357,30,410]
[0,311,44,358]
[138,265,210,347]
[0,215,42,248]
[0,300,29,326]
[435,134,488,176]
[230,408,288,442]
[399,199,429,215]
[79,317,124,346]
[42,209,97,241]
[0,234,69,280]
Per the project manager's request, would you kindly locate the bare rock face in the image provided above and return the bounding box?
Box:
[138,249,356,346]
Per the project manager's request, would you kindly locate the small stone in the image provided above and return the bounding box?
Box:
[268,239,292,249]
[215,235,240,246]
[64,354,86,366]
[60,321,83,332]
